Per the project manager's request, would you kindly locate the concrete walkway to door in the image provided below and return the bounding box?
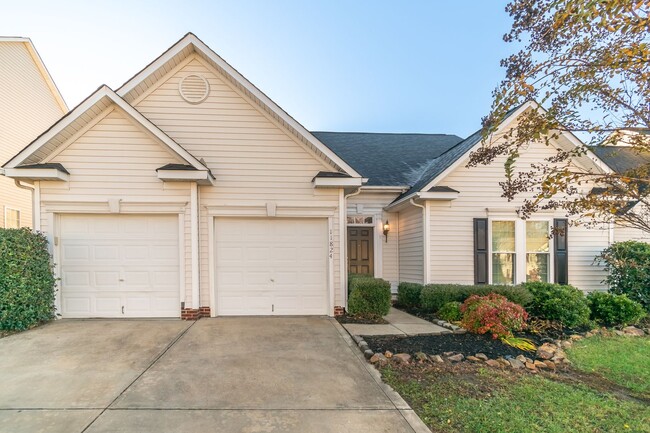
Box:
[0,317,428,433]
[342,307,451,336]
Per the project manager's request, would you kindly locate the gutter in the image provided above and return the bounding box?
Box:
[13,180,40,230]
[410,198,430,284]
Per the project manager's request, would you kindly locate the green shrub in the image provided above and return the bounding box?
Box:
[348,277,391,319]
[438,301,462,322]
[523,282,591,328]
[348,273,372,290]
[596,241,650,311]
[397,282,423,308]
[0,228,56,331]
[587,292,646,327]
[460,294,528,339]
[419,284,533,313]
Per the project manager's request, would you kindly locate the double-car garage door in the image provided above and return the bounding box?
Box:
[59,215,328,318]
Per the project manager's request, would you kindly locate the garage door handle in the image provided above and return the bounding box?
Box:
[119,279,124,282]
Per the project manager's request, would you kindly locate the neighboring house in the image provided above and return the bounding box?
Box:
[0,37,67,228]
[1,33,620,320]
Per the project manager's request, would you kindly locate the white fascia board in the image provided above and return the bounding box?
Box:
[22,39,68,112]
[417,191,459,201]
[157,170,216,185]
[3,167,69,181]
[116,33,362,178]
[4,86,208,173]
[313,177,364,188]
[420,101,536,194]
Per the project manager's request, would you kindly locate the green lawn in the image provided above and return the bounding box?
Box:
[382,364,650,433]
[566,335,650,395]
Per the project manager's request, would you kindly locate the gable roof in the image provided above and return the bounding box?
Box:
[3,85,209,172]
[590,146,650,173]
[116,32,361,178]
[312,132,463,186]
[0,37,68,113]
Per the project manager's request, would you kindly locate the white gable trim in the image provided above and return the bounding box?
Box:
[421,101,613,192]
[4,86,208,172]
[116,33,361,178]
[0,37,68,113]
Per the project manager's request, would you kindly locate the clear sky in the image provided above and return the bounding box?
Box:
[1,0,514,138]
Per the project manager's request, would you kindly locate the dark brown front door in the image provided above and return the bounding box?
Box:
[348,227,374,275]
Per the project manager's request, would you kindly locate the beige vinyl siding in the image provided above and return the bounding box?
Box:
[614,225,650,243]
[398,204,424,283]
[43,107,193,300]
[0,42,65,227]
[347,191,400,286]
[429,138,608,291]
[133,55,344,308]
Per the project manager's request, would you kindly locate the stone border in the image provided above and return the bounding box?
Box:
[430,319,466,334]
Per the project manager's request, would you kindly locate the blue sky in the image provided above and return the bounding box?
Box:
[1,0,514,137]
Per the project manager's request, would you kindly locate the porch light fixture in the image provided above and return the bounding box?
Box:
[383,220,390,243]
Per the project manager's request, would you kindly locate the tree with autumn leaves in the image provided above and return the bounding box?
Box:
[469,0,650,232]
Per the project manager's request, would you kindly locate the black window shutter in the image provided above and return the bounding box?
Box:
[554,219,568,285]
[474,218,489,284]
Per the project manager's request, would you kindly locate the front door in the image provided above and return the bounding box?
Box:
[348,227,374,275]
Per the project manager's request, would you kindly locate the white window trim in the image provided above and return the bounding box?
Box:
[4,207,21,229]
[488,217,554,285]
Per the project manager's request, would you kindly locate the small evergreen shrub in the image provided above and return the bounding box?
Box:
[348,277,391,319]
[523,282,591,328]
[1,228,56,331]
[587,292,646,327]
[437,301,462,322]
[348,273,372,290]
[397,282,423,308]
[596,241,650,311]
[419,284,533,313]
[460,293,528,339]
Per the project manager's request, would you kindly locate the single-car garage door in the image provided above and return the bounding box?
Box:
[215,218,328,316]
[59,214,180,318]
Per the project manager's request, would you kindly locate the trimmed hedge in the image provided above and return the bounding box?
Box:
[348,277,391,319]
[438,301,462,322]
[419,284,533,313]
[348,273,372,290]
[523,282,591,328]
[1,228,56,331]
[597,241,650,311]
[587,292,646,327]
[397,282,423,308]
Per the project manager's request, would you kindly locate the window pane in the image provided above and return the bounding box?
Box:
[526,221,549,252]
[527,253,549,282]
[5,209,20,229]
[364,216,373,224]
[492,253,515,284]
[492,221,515,252]
[347,217,355,224]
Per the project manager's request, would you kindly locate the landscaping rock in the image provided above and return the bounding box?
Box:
[516,355,527,363]
[644,328,650,335]
[508,358,525,369]
[429,354,444,363]
[393,353,411,364]
[475,353,489,361]
[536,343,557,360]
[525,361,536,370]
[453,328,467,334]
[447,354,465,362]
[384,351,393,358]
[561,340,573,349]
[466,355,482,362]
[358,341,369,350]
[370,353,388,365]
[485,359,501,368]
[497,357,510,367]
[623,326,645,337]
[443,351,455,357]
[415,352,429,362]
[614,330,626,336]
[534,360,547,369]
[569,334,583,341]
[352,335,363,344]
[525,357,534,364]
[543,360,556,370]
[363,349,374,359]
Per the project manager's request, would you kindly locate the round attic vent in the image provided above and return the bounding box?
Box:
[179,74,210,104]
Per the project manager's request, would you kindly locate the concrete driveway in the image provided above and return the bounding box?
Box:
[0,317,424,432]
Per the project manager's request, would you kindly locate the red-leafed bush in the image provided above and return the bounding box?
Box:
[460,293,528,339]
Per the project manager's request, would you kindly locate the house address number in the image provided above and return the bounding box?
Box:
[329,228,334,259]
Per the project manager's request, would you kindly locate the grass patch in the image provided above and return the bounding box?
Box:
[382,365,650,433]
[567,335,650,396]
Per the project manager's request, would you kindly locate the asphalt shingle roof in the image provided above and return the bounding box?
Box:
[312,132,463,187]
[589,146,650,173]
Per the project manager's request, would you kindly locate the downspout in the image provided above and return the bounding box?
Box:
[342,187,362,308]
[410,198,429,284]
[14,180,40,230]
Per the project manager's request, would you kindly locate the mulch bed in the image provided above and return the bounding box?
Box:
[364,332,545,359]
[335,314,388,325]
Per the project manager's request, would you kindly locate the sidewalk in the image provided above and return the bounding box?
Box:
[342,308,451,336]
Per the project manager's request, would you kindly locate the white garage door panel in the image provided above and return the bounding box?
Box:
[216,218,328,316]
[60,214,180,318]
